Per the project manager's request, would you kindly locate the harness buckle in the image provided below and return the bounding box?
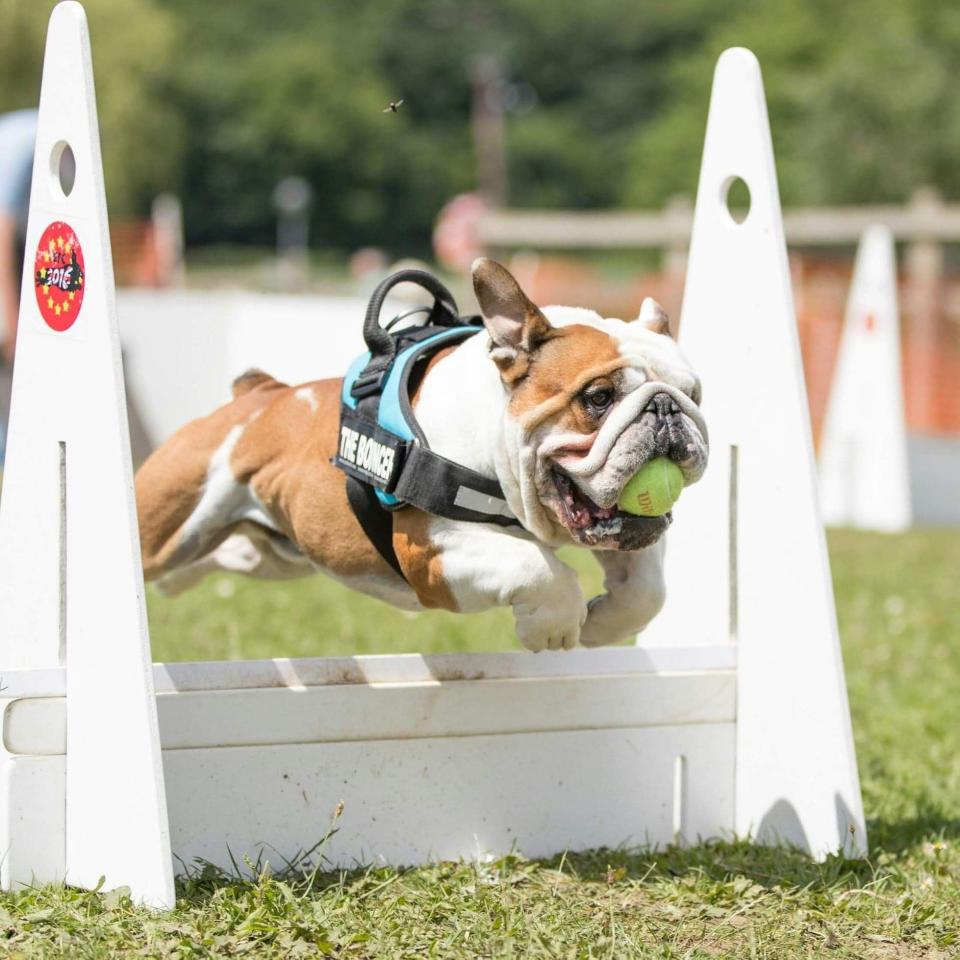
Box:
[350,368,387,400]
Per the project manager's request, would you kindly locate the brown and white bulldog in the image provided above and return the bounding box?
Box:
[136,259,708,651]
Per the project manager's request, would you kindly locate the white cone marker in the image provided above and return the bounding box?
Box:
[819,225,911,532]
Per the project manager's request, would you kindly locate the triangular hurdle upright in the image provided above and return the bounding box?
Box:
[819,226,911,532]
[0,2,174,907]
[644,49,866,857]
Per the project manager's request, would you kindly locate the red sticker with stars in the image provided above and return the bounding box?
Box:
[34,221,85,332]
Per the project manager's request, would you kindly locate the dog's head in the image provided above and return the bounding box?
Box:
[473,258,708,550]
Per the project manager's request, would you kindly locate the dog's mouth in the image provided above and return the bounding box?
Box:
[553,469,619,530]
[551,468,671,550]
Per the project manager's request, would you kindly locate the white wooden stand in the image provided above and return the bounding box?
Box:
[0,8,865,910]
[643,48,865,859]
[0,2,173,908]
[819,225,911,531]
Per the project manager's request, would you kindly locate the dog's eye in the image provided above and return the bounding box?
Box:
[583,387,614,414]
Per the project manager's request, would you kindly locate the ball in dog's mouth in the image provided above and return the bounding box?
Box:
[552,468,671,550]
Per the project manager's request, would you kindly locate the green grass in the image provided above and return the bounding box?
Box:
[3,530,958,958]
[146,546,604,661]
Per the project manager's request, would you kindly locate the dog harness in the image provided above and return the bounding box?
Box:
[334,269,517,579]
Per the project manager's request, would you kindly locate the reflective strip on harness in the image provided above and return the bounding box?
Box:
[453,486,514,520]
[392,443,517,528]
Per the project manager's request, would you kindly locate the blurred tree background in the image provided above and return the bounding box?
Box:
[2,0,959,256]
[0,0,182,215]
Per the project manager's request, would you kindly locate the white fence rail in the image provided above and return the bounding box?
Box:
[477,188,960,250]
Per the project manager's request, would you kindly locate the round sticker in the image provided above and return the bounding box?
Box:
[34,221,85,332]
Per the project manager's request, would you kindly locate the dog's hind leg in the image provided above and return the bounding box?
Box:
[135,372,292,585]
[153,524,312,595]
[136,379,288,575]
[136,420,248,579]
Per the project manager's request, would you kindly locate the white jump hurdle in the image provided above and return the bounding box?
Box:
[0,3,865,910]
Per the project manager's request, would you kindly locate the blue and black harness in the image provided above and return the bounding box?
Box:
[334,269,517,579]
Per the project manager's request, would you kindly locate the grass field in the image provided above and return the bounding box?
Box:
[2,530,958,958]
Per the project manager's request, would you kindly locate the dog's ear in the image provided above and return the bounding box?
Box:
[637,297,671,336]
[472,258,552,375]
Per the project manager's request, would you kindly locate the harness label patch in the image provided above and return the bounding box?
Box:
[34,221,85,332]
[334,408,405,492]
[339,425,396,483]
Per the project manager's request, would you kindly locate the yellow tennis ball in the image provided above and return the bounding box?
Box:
[618,458,684,517]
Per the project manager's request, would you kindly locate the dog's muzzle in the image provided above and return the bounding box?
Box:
[542,381,708,480]
[542,380,708,551]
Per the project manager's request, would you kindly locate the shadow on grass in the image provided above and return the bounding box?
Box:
[549,806,960,890]
[544,840,876,892]
[173,837,877,905]
[171,802,960,904]
[868,808,960,856]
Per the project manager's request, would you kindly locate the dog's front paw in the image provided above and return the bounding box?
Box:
[579,590,663,647]
[514,598,586,652]
[578,606,630,647]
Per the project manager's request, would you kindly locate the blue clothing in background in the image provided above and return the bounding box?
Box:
[0,109,38,466]
[0,109,38,228]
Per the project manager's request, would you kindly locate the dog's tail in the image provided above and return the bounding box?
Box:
[231,368,279,398]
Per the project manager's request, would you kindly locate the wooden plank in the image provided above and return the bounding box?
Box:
[162,725,736,872]
[0,643,737,701]
[154,645,737,691]
[2,724,735,880]
[0,754,66,891]
[5,670,736,755]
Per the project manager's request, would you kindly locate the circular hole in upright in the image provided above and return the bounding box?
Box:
[722,176,751,225]
[50,141,76,197]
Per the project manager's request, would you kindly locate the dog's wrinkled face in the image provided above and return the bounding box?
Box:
[473,258,708,550]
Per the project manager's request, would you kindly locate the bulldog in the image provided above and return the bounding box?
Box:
[135,258,708,651]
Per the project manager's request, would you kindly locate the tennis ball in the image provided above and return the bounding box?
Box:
[617,458,684,517]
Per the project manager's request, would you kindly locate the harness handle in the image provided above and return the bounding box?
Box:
[363,269,460,361]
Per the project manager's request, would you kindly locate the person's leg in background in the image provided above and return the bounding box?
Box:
[0,109,40,470]
[0,217,22,467]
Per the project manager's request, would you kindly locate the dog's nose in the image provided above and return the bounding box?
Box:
[643,392,680,419]
[643,392,690,462]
